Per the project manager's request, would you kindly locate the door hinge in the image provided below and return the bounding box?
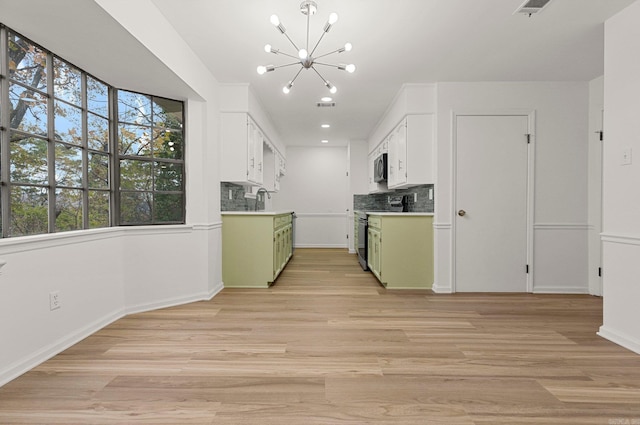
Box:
[526,134,531,144]
[526,264,529,274]
[598,267,602,277]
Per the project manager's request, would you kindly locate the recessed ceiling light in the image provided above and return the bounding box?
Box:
[321,140,329,144]
[321,97,332,102]
[321,124,331,128]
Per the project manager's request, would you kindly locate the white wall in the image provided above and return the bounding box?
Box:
[434,82,590,294]
[272,147,349,248]
[0,0,225,385]
[598,0,640,354]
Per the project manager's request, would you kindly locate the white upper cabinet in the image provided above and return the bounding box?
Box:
[262,142,283,193]
[219,84,286,187]
[248,118,264,184]
[278,153,286,176]
[367,84,436,193]
[387,114,434,189]
[221,113,264,185]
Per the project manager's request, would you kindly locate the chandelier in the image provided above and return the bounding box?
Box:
[257,0,355,95]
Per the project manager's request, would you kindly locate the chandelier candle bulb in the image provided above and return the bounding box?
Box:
[257,65,275,75]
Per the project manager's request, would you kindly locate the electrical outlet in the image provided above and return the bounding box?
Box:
[49,291,61,311]
[414,193,418,202]
[428,188,433,200]
[229,189,233,200]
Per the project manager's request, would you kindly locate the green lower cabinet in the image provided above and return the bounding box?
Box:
[367,214,434,289]
[222,212,293,288]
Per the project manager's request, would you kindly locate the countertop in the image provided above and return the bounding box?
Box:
[363,211,434,216]
[221,210,294,216]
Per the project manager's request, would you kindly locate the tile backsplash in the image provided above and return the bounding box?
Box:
[222,182,433,213]
[353,184,434,213]
[221,182,264,211]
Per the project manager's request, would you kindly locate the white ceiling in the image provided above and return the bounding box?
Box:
[1,0,636,147]
[150,0,634,146]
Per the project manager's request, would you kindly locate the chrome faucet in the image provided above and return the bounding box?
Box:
[255,187,271,211]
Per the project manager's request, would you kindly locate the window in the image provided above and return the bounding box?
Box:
[116,91,185,225]
[0,25,185,238]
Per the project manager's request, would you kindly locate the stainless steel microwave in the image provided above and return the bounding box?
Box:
[374,153,387,183]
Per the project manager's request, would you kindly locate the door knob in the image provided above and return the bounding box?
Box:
[458,210,466,217]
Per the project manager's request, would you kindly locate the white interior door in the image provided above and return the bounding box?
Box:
[455,115,530,292]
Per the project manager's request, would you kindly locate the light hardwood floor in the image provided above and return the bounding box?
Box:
[1,248,640,424]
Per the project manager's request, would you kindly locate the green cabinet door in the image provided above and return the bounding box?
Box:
[367,214,433,289]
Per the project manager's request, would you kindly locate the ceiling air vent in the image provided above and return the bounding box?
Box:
[514,0,552,16]
[316,101,336,108]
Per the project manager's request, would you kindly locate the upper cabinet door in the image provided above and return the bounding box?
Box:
[387,114,433,189]
[247,118,257,182]
[395,119,408,186]
[387,132,397,187]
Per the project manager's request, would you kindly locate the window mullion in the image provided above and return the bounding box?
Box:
[0,25,9,238]
[150,96,155,224]
[81,72,89,229]
[46,51,55,234]
[110,87,119,226]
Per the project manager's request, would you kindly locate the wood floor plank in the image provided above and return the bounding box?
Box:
[1,248,640,424]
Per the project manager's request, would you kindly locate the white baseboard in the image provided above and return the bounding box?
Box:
[0,308,125,387]
[1,286,225,388]
[598,326,640,355]
[431,282,453,294]
[207,281,224,299]
[294,244,348,249]
[125,290,218,316]
[532,285,589,294]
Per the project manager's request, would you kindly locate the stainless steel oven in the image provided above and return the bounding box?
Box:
[357,214,368,270]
